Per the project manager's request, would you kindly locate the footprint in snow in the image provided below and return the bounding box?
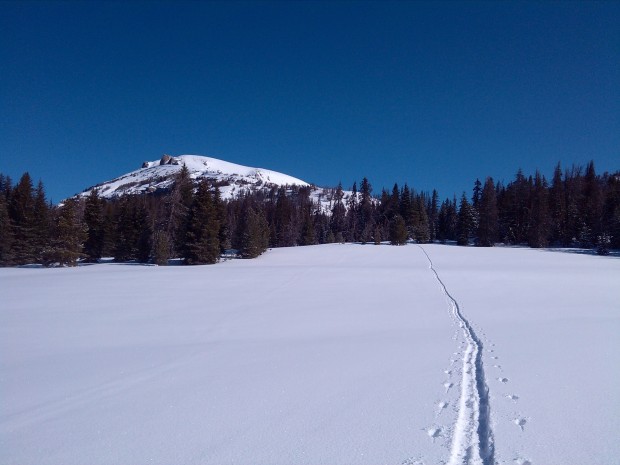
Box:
[443,382,453,392]
[514,417,527,431]
[425,426,442,442]
[497,377,509,383]
[493,364,502,369]
[401,458,426,465]
[491,356,499,360]
[506,394,519,402]
[444,369,452,375]
[436,401,448,414]
[514,459,532,465]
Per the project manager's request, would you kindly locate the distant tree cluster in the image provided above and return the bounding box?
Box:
[1,161,618,267]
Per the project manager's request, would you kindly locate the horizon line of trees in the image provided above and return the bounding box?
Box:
[1,161,618,267]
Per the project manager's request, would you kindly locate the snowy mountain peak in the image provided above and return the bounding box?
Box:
[80,154,311,200]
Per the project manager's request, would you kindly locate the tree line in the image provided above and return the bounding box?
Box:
[0,161,618,266]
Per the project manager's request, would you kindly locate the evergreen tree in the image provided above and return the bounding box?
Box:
[346,182,359,241]
[9,173,37,264]
[152,230,171,265]
[274,187,296,247]
[476,177,498,246]
[135,203,153,263]
[549,163,566,245]
[330,182,346,239]
[83,189,105,262]
[358,177,374,244]
[429,189,439,241]
[581,161,603,246]
[32,180,50,261]
[413,195,430,243]
[171,164,194,256]
[42,198,86,266]
[528,171,550,248]
[0,193,14,265]
[389,214,408,245]
[456,193,475,246]
[185,180,220,265]
[239,202,270,258]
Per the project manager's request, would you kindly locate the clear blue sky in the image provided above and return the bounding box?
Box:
[2,1,619,203]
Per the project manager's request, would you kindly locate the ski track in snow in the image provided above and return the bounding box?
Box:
[418,246,495,465]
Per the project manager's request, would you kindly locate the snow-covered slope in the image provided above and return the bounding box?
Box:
[1,244,618,464]
[78,154,354,212]
[80,154,310,199]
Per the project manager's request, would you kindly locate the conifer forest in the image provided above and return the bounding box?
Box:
[1,161,618,267]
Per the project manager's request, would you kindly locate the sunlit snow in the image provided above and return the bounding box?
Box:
[1,244,618,464]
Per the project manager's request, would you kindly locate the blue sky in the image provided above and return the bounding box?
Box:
[2,1,618,203]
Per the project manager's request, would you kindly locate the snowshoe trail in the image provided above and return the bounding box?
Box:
[419,246,495,465]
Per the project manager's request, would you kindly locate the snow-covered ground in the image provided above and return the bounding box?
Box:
[1,244,618,465]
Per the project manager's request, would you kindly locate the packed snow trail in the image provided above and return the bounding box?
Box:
[418,246,495,465]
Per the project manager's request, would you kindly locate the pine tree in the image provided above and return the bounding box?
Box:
[549,163,566,245]
[83,189,105,262]
[171,164,194,256]
[42,198,86,266]
[9,173,37,264]
[0,193,14,265]
[152,230,171,265]
[528,171,550,248]
[358,177,374,244]
[429,189,439,241]
[346,182,359,241]
[456,193,475,246]
[32,180,50,262]
[582,161,603,246]
[274,187,296,247]
[330,182,346,240]
[389,214,408,245]
[413,195,430,243]
[476,177,498,246]
[240,203,270,258]
[185,180,220,265]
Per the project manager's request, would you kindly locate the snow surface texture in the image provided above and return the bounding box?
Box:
[1,245,619,465]
[77,154,354,212]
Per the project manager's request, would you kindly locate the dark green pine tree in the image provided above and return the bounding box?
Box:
[113,196,149,262]
[330,182,346,241]
[184,180,220,265]
[413,195,430,243]
[135,203,153,263]
[299,204,316,246]
[456,193,475,246]
[171,164,195,256]
[0,192,14,265]
[239,203,270,258]
[358,177,374,244]
[476,177,498,247]
[528,171,550,248]
[429,189,439,241]
[43,198,86,267]
[346,182,359,241]
[83,189,105,262]
[9,173,37,264]
[32,180,50,262]
[581,160,603,246]
[549,163,567,245]
[274,186,296,247]
[213,185,228,252]
[399,184,413,236]
[389,214,408,245]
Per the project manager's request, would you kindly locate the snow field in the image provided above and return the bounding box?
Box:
[1,244,618,465]
[1,245,457,465]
